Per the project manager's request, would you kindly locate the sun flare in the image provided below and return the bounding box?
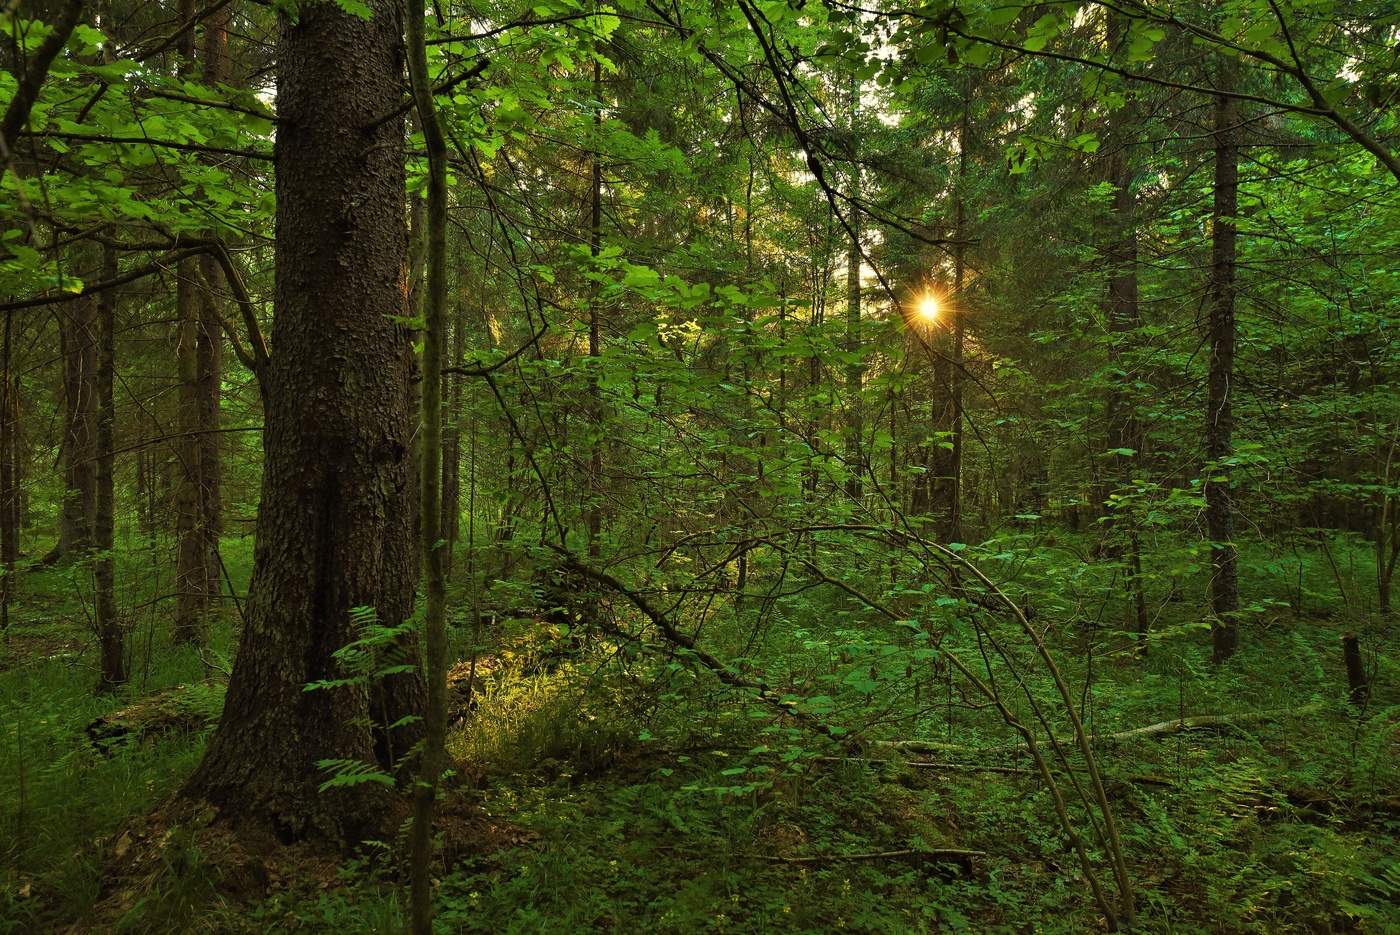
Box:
[916,294,940,323]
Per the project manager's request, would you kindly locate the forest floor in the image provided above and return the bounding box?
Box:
[1,534,1397,933]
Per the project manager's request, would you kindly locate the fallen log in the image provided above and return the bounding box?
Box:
[86,679,226,753]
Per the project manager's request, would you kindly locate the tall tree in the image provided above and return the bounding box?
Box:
[50,288,98,561]
[94,244,123,690]
[405,0,450,928]
[183,0,423,839]
[843,70,863,501]
[1,312,18,636]
[1207,63,1241,662]
[931,95,970,542]
[1091,9,1152,647]
[0,314,19,569]
[586,51,605,554]
[172,0,230,644]
[441,308,465,576]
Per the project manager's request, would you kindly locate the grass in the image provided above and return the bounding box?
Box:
[0,535,251,933]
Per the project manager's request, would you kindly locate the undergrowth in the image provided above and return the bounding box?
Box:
[2,534,1397,933]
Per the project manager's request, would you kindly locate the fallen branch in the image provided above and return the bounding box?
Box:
[741,848,985,868]
[553,547,862,754]
[815,755,1028,775]
[906,760,1029,775]
[879,705,1320,756]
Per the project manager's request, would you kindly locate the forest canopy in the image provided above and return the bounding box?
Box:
[1,0,1398,932]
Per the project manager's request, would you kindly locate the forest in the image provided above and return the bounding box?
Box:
[1,0,1397,931]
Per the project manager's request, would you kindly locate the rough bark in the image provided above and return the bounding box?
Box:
[1208,67,1241,663]
[182,0,424,841]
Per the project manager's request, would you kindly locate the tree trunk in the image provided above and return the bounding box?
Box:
[1097,18,1152,648]
[1,312,19,568]
[94,245,124,691]
[172,0,227,644]
[441,307,464,578]
[196,258,224,614]
[1341,633,1369,704]
[586,55,604,555]
[198,3,229,621]
[1105,147,1150,649]
[843,78,863,501]
[182,0,423,841]
[931,97,969,542]
[1374,426,1397,615]
[52,291,98,560]
[1,314,17,637]
[173,262,207,642]
[1207,66,1241,663]
[135,444,157,548]
[406,4,449,928]
[804,258,824,500]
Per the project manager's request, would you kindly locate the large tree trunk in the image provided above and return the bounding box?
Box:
[182,0,423,841]
[1207,66,1241,662]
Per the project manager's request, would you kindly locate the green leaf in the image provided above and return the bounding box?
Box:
[334,0,373,18]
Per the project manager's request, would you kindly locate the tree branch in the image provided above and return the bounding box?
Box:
[0,0,86,186]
